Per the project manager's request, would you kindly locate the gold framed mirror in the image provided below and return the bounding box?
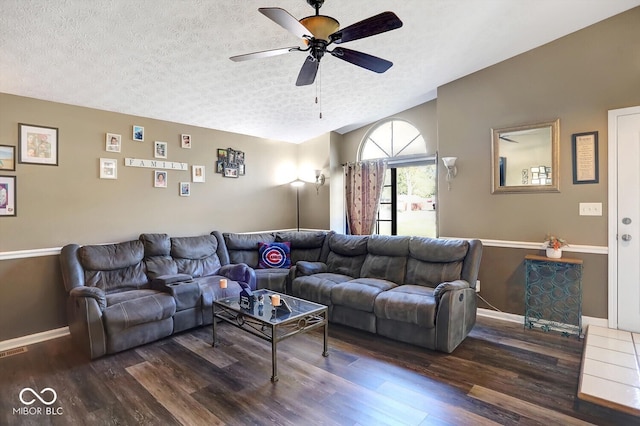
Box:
[491,119,560,194]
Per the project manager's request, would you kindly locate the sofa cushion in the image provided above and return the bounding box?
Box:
[223,232,275,267]
[254,268,290,292]
[326,234,369,277]
[292,273,352,306]
[103,292,176,335]
[171,235,221,278]
[258,242,291,269]
[360,235,410,284]
[276,231,328,264]
[374,285,437,328]
[139,233,171,257]
[331,278,397,312]
[80,240,149,292]
[405,237,468,287]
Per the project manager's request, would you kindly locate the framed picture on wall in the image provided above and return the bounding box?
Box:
[0,175,16,216]
[192,165,205,182]
[99,158,118,179]
[572,131,599,184]
[154,141,167,159]
[18,123,58,166]
[223,166,238,178]
[106,133,121,152]
[154,170,167,187]
[181,134,191,149]
[133,125,144,141]
[180,182,191,197]
[0,145,16,171]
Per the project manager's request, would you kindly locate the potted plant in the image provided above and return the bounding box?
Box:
[544,234,568,258]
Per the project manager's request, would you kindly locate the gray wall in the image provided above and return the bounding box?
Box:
[335,7,640,319]
[0,94,301,340]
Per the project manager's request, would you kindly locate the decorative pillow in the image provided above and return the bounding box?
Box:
[258,242,291,269]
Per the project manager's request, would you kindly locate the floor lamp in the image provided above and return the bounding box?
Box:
[290,179,305,232]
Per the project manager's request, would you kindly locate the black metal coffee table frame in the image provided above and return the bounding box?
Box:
[212,289,328,382]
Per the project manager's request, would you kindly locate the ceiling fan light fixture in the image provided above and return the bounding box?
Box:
[300,15,340,41]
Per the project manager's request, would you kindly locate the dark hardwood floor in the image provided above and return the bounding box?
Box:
[1,316,637,425]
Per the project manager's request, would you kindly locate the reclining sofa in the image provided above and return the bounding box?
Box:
[292,234,482,353]
[60,233,255,359]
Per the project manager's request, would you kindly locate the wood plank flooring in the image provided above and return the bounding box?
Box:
[1,316,638,425]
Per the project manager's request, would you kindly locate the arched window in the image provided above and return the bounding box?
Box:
[358,119,437,237]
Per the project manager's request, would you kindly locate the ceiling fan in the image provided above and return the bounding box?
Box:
[230,0,403,86]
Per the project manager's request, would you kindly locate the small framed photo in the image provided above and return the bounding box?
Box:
[154,170,167,188]
[239,163,245,176]
[0,175,16,216]
[99,158,118,179]
[216,160,224,174]
[572,131,599,184]
[133,125,144,141]
[530,167,539,173]
[19,123,58,166]
[181,134,191,149]
[192,165,205,182]
[154,141,167,159]
[217,148,227,160]
[180,182,191,197]
[106,133,121,152]
[236,150,245,164]
[0,145,16,171]
[223,166,238,178]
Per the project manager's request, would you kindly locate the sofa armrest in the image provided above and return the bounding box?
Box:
[433,279,470,301]
[219,263,257,290]
[69,286,107,311]
[296,261,327,276]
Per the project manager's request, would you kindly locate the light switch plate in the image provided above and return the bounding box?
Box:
[579,202,602,216]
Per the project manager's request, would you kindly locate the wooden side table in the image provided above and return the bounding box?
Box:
[524,254,583,338]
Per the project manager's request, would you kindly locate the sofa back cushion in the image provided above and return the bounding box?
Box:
[276,231,330,264]
[405,237,469,287]
[140,233,178,279]
[171,235,221,278]
[79,240,148,293]
[326,234,369,277]
[223,232,275,268]
[361,235,410,283]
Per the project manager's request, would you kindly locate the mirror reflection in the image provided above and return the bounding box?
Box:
[491,119,559,193]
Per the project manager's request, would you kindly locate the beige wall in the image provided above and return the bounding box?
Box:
[0,93,300,340]
[337,8,640,319]
[297,133,330,230]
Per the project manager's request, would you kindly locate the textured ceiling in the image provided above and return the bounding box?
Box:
[1,1,638,143]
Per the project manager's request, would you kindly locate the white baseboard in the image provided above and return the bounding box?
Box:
[0,327,69,352]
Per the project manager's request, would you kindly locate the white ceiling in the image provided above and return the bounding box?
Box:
[1,1,638,143]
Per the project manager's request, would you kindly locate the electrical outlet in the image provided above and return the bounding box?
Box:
[476,280,480,293]
[579,202,602,216]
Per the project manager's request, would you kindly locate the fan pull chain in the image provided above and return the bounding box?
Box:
[315,63,322,119]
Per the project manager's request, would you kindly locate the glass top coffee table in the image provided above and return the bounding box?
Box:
[212,289,328,382]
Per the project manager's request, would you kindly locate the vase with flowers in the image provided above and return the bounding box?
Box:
[543,234,568,259]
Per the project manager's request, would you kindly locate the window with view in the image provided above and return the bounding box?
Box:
[359,119,437,237]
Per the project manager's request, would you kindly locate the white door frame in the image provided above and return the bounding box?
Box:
[608,105,640,330]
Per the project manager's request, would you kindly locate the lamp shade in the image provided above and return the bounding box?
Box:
[442,157,457,168]
[300,15,340,41]
[290,179,305,187]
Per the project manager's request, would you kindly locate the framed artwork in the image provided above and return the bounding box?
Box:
[217,148,227,160]
[216,160,224,174]
[192,165,205,182]
[106,133,121,152]
[18,123,58,166]
[154,170,167,188]
[572,131,599,184]
[154,141,167,159]
[133,125,144,141]
[239,163,245,176]
[99,158,118,179]
[181,134,191,149]
[0,145,16,171]
[223,166,238,178]
[0,175,16,216]
[180,182,191,197]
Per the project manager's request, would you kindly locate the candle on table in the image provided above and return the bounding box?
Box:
[219,279,227,289]
[270,294,281,306]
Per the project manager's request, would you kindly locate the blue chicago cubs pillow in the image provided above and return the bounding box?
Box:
[258,242,291,269]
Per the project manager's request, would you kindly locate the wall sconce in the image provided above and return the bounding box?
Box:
[442,157,457,190]
[315,170,325,195]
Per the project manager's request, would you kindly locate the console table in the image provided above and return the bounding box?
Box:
[524,254,583,338]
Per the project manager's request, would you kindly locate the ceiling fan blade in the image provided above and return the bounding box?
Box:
[230,47,299,62]
[296,56,319,86]
[259,7,311,39]
[330,11,403,44]
[330,47,392,73]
